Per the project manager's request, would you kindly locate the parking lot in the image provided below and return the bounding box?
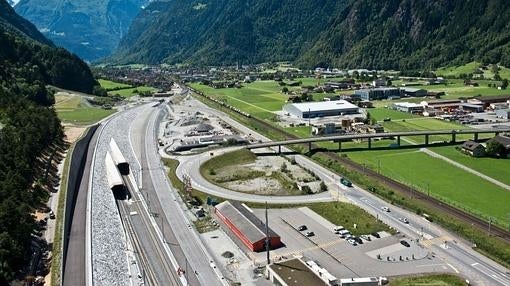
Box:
[250,207,451,279]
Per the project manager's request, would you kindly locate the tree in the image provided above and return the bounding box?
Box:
[320,181,328,192]
[281,87,289,93]
[486,140,506,157]
[501,79,509,89]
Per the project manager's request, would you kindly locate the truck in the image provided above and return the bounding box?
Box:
[340,177,352,187]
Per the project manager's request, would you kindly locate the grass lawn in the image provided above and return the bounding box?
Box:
[430,145,510,185]
[308,202,392,236]
[368,107,420,121]
[389,274,465,286]
[55,94,115,125]
[345,148,510,227]
[436,61,510,80]
[200,149,257,181]
[108,86,156,98]
[98,79,132,90]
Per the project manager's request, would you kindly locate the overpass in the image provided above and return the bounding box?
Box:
[245,128,510,152]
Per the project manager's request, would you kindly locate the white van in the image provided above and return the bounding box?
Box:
[338,229,351,238]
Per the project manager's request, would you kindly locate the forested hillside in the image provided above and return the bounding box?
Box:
[0,0,97,281]
[112,0,510,70]
[15,0,151,61]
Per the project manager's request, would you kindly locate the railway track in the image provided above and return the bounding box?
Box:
[118,175,182,286]
[194,92,510,242]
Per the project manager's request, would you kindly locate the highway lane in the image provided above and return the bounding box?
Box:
[182,92,510,286]
[129,103,225,286]
[345,189,510,286]
[63,126,101,286]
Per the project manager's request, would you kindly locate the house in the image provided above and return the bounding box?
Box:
[461,141,486,157]
[488,135,510,157]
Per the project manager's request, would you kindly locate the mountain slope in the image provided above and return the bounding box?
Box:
[112,0,510,69]
[15,0,151,61]
[0,0,97,281]
[0,0,52,45]
[111,0,349,65]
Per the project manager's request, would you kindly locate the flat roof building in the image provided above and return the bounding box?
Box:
[215,201,281,252]
[266,258,328,286]
[401,87,427,97]
[283,100,359,119]
[354,88,401,101]
[392,102,424,113]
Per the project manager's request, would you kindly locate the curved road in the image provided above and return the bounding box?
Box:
[175,146,334,204]
[179,93,510,286]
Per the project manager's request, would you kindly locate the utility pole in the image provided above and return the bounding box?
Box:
[265,201,270,265]
[308,108,312,137]
[488,217,492,236]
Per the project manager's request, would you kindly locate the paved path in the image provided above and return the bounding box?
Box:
[420,148,510,191]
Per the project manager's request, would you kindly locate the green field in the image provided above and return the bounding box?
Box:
[368,108,421,121]
[346,148,510,227]
[430,145,510,185]
[190,81,287,119]
[107,86,156,98]
[381,117,492,143]
[392,78,507,99]
[55,94,115,125]
[98,79,132,90]
[436,61,510,80]
[389,274,465,286]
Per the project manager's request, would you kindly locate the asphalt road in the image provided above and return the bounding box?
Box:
[181,94,510,286]
[129,103,225,286]
[63,126,101,286]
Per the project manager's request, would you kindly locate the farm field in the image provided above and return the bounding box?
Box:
[345,147,510,227]
[107,86,156,97]
[436,61,510,80]
[368,107,420,121]
[430,145,510,185]
[380,117,493,143]
[98,79,132,90]
[391,78,508,99]
[55,93,115,125]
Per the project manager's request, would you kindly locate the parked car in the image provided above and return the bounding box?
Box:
[346,238,357,246]
[333,226,345,233]
[381,206,390,212]
[371,232,381,238]
[398,217,409,224]
[353,236,363,244]
[305,231,315,237]
[400,240,410,247]
[361,235,371,241]
[298,225,307,231]
[338,229,351,238]
[49,211,55,219]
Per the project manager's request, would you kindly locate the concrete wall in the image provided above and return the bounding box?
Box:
[61,124,99,274]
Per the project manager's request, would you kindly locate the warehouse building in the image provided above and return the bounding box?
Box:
[215,201,281,252]
[354,87,402,101]
[392,102,424,114]
[283,100,360,119]
[401,87,427,97]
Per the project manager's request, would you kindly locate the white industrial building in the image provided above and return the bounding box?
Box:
[283,100,360,119]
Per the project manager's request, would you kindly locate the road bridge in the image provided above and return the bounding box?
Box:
[245,128,510,152]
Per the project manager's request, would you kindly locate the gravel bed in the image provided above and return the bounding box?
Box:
[90,106,145,286]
